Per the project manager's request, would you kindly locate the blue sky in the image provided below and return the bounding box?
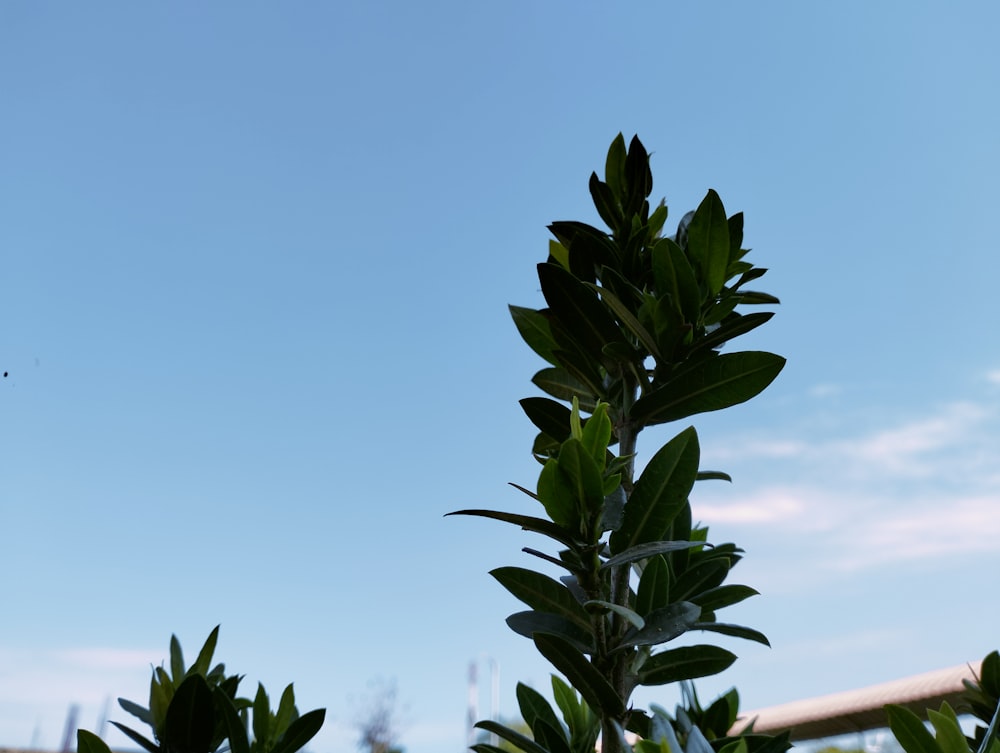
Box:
[2,3,999,753]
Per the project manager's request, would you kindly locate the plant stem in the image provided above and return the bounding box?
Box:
[601,381,639,753]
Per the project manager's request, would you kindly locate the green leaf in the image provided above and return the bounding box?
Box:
[602,540,703,571]
[691,312,773,354]
[532,368,597,406]
[163,675,216,753]
[517,683,567,749]
[506,612,595,654]
[118,698,153,726]
[491,567,590,630]
[632,352,786,426]
[253,683,271,750]
[590,283,663,363]
[538,262,624,363]
[579,402,612,469]
[170,634,185,682]
[78,730,116,753]
[192,626,220,678]
[551,675,595,751]
[475,721,550,753]
[537,456,580,529]
[691,622,770,647]
[610,427,699,554]
[696,470,732,482]
[928,704,970,753]
[727,213,744,261]
[270,710,326,753]
[533,634,625,717]
[217,692,251,753]
[534,719,573,753]
[617,602,700,650]
[556,438,606,521]
[273,684,296,739]
[605,133,627,201]
[584,600,645,629]
[651,238,700,326]
[111,723,160,753]
[671,559,730,602]
[738,291,781,305]
[511,306,560,366]
[548,239,570,270]
[446,509,580,549]
[590,172,622,230]
[686,190,730,297]
[520,397,572,444]
[638,645,737,686]
[690,584,759,611]
[887,705,943,753]
[636,555,671,616]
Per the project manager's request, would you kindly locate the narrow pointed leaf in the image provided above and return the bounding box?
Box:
[192,626,219,677]
[533,634,625,717]
[590,283,663,362]
[164,675,216,753]
[271,710,326,753]
[886,705,942,753]
[520,397,572,443]
[584,600,645,629]
[617,602,700,650]
[253,683,270,749]
[690,584,758,611]
[602,540,703,570]
[78,731,115,753]
[928,705,969,753]
[605,134,627,200]
[610,427,699,554]
[687,190,730,296]
[511,305,560,365]
[118,698,153,726]
[692,622,770,646]
[491,567,590,629]
[538,262,624,360]
[671,560,730,602]
[475,721,550,753]
[111,723,160,753]
[632,352,785,426]
[217,692,251,753]
[638,645,737,686]
[532,368,596,406]
[507,612,594,654]
[446,510,579,548]
[696,470,732,482]
[738,291,781,305]
[690,313,773,355]
[517,683,566,749]
[636,555,671,616]
[170,635,185,682]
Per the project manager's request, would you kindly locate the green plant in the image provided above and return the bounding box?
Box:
[886,649,1000,753]
[77,627,325,753]
[886,702,999,753]
[964,651,1000,751]
[667,682,790,753]
[450,134,785,753]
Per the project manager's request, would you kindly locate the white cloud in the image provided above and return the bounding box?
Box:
[808,383,843,398]
[0,646,159,749]
[694,393,1000,576]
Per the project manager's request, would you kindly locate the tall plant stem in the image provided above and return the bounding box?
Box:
[601,386,639,753]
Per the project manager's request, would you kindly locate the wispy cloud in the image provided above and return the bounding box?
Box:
[0,646,158,749]
[693,390,1000,579]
